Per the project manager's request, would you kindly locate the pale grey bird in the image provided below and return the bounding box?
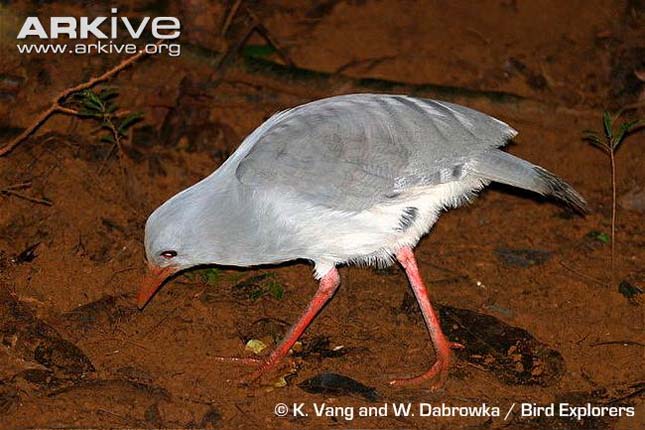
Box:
[139,93,586,388]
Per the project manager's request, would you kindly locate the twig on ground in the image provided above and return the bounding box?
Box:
[98,143,119,175]
[2,181,32,191]
[96,408,148,428]
[211,13,257,83]
[1,182,52,206]
[0,44,159,157]
[335,55,397,75]
[220,77,311,98]
[590,340,645,347]
[56,107,80,115]
[244,6,295,67]
[559,260,605,287]
[221,0,244,36]
[604,382,645,405]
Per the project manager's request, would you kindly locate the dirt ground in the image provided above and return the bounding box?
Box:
[0,1,644,429]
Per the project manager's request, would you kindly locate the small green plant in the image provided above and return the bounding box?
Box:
[583,111,643,285]
[247,276,284,300]
[233,273,285,301]
[199,268,221,286]
[265,277,285,300]
[68,88,142,156]
[185,268,221,286]
[586,230,610,244]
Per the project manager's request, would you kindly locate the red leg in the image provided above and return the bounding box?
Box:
[390,247,463,389]
[244,267,341,382]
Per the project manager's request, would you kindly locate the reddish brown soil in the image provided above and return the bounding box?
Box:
[1,1,643,429]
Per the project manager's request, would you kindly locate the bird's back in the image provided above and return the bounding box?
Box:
[234,94,517,211]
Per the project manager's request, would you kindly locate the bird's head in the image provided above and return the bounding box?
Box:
[137,178,247,308]
[138,194,204,309]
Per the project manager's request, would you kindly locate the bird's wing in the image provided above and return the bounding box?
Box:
[235,94,516,211]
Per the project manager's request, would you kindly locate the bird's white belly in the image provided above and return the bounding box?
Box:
[285,177,487,277]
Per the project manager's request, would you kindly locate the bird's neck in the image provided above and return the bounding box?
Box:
[190,179,291,268]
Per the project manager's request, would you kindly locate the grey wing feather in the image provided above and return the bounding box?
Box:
[236,94,516,211]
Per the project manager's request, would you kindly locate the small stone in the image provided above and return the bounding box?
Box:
[245,339,268,355]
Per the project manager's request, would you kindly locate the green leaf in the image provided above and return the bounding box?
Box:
[242,44,277,59]
[81,90,105,112]
[582,129,599,137]
[267,280,284,300]
[582,132,608,152]
[613,119,644,150]
[249,289,264,300]
[613,120,638,149]
[590,141,608,152]
[100,135,115,143]
[85,90,103,105]
[77,108,103,118]
[199,268,220,286]
[98,88,118,101]
[586,230,609,244]
[118,112,143,134]
[105,103,118,114]
[582,132,601,143]
[602,111,613,139]
[625,119,644,133]
[82,98,103,112]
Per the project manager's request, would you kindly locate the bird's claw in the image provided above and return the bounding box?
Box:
[239,356,289,384]
[450,341,465,350]
[388,340,464,389]
[212,356,270,386]
[388,356,452,389]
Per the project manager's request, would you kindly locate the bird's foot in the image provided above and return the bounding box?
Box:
[388,341,464,389]
[240,357,285,385]
[211,355,282,385]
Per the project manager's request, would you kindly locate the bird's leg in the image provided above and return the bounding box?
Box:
[389,247,463,388]
[244,267,341,382]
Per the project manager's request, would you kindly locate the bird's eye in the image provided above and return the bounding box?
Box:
[160,250,177,259]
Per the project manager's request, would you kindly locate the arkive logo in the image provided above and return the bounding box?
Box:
[16,8,181,56]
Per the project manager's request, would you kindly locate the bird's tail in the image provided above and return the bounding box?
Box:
[467,149,588,213]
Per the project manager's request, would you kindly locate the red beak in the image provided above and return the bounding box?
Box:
[137,264,178,309]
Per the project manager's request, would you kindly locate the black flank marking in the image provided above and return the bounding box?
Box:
[397,206,418,231]
[452,164,463,179]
